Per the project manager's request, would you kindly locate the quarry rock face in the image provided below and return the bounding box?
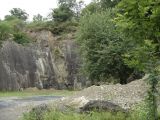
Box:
[0,30,84,91]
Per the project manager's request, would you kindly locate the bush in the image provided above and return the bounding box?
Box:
[50,20,78,35]
[13,32,30,45]
[26,21,47,31]
[26,20,78,36]
[0,21,12,41]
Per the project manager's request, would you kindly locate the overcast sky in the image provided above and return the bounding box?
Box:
[0,0,92,20]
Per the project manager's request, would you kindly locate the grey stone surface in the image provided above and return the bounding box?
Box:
[0,30,85,90]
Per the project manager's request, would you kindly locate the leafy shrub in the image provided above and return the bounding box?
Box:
[26,20,78,36]
[50,20,78,35]
[26,21,47,31]
[0,14,28,46]
[0,21,12,41]
[13,32,30,45]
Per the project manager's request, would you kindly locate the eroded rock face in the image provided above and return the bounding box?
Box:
[0,41,57,91]
[0,30,84,91]
[28,30,85,90]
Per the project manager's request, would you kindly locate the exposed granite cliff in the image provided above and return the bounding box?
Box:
[0,30,84,91]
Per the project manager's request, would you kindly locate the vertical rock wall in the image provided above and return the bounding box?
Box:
[0,40,57,91]
[0,30,85,91]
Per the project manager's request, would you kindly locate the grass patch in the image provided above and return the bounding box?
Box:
[22,109,160,120]
[21,101,160,120]
[22,110,128,120]
[0,89,76,98]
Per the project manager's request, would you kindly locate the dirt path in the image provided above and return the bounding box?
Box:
[0,96,62,120]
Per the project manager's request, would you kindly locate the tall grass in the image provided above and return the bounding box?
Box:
[22,110,128,120]
[21,100,160,120]
[22,109,160,120]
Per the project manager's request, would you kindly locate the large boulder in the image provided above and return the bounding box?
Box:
[80,100,125,113]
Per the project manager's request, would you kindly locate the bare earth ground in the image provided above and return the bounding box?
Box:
[0,96,61,120]
[0,75,159,120]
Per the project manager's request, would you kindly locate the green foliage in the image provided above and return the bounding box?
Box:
[81,2,100,15]
[73,0,85,18]
[115,0,160,43]
[81,0,121,16]
[9,8,29,21]
[13,32,30,45]
[26,21,46,31]
[7,17,26,32]
[0,90,75,97]
[0,16,29,45]
[0,21,12,41]
[58,0,76,8]
[27,18,78,35]
[130,101,151,120]
[123,40,158,71]
[77,9,133,84]
[51,0,84,22]
[52,5,74,22]
[22,112,37,120]
[50,20,78,35]
[22,110,127,120]
[22,106,160,120]
[115,0,160,119]
[4,15,18,21]
[100,0,121,9]
[51,0,77,23]
[33,14,44,22]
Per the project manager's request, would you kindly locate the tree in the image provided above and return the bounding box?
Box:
[33,14,43,22]
[81,0,121,16]
[100,0,121,9]
[77,9,133,84]
[58,0,76,8]
[1,11,29,45]
[74,0,85,18]
[51,0,84,22]
[115,0,160,119]
[4,15,18,21]
[9,8,29,21]
[81,2,100,16]
[52,5,74,22]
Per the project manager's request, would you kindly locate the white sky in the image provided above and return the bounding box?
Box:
[0,0,92,20]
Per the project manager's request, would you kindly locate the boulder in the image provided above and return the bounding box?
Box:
[80,100,125,113]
